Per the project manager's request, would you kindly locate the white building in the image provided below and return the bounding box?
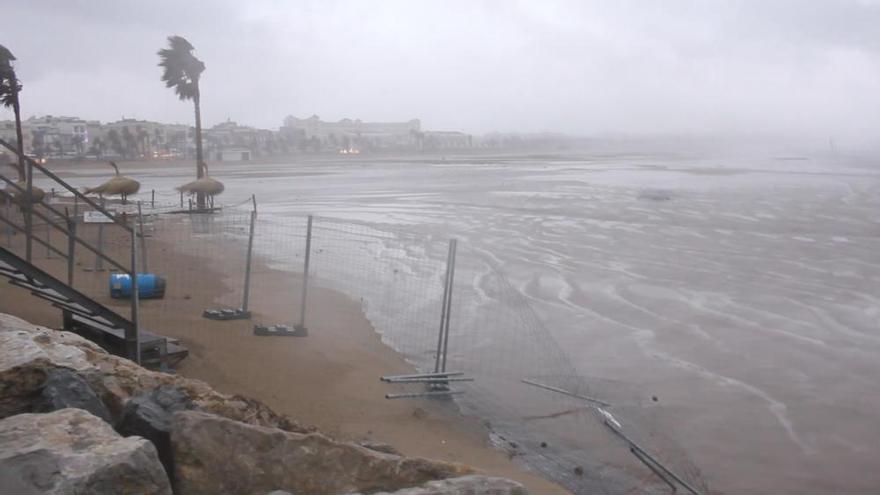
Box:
[281,115,421,150]
[217,147,251,162]
[22,115,94,157]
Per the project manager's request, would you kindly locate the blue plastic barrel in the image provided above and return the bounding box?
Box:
[109,273,166,299]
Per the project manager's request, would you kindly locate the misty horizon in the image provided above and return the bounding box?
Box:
[2,1,879,146]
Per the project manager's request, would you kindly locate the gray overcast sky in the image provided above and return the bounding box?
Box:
[2,0,879,142]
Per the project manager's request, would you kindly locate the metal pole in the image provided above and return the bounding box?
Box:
[45,222,51,258]
[241,209,256,312]
[433,239,455,373]
[66,217,76,286]
[151,189,155,209]
[4,196,10,246]
[521,379,611,407]
[386,390,464,400]
[95,223,105,271]
[128,213,140,365]
[381,371,464,381]
[179,190,183,208]
[73,195,79,221]
[296,215,313,331]
[24,156,33,262]
[440,238,457,373]
[95,197,105,271]
[386,377,474,384]
[137,201,148,272]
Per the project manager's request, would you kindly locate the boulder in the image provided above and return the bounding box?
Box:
[35,368,111,422]
[0,408,171,494]
[0,315,95,418]
[117,385,193,487]
[357,475,529,494]
[0,313,304,432]
[172,410,472,495]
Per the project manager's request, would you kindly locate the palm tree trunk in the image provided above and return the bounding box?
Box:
[193,90,205,209]
[12,95,32,261]
[12,98,24,181]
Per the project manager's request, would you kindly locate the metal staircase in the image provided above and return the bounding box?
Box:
[1,138,187,369]
[0,246,187,367]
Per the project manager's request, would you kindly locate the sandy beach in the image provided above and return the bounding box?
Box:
[0,212,569,494]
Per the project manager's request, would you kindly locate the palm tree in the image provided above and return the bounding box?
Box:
[136,126,150,157]
[107,129,124,158]
[0,44,25,181]
[90,136,105,159]
[158,35,207,207]
[121,126,136,159]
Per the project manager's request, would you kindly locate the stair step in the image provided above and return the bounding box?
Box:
[69,313,164,347]
[8,277,47,292]
[61,306,117,329]
[0,267,20,277]
[32,290,77,307]
[2,244,188,368]
[50,300,98,318]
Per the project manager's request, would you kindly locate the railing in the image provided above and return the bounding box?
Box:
[0,138,142,362]
[0,138,138,272]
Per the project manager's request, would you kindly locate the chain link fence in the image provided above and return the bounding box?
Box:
[2,189,710,494]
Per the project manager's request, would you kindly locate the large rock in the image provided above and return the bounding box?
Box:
[0,313,304,432]
[172,410,473,495]
[359,475,529,494]
[0,315,95,418]
[0,408,171,494]
[35,368,112,421]
[117,385,193,488]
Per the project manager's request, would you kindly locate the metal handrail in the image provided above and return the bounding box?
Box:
[2,184,130,273]
[1,145,137,274]
[0,215,68,259]
[0,171,69,221]
[0,138,140,236]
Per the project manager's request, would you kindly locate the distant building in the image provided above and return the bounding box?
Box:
[217,147,251,162]
[281,115,421,150]
[22,115,94,157]
[103,118,187,159]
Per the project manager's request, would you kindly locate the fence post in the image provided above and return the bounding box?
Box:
[179,190,183,208]
[3,196,10,246]
[66,215,76,286]
[296,215,313,332]
[241,208,256,313]
[94,197,105,271]
[434,238,457,373]
[127,212,140,365]
[151,189,155,209]
[24,157,33,262]
[137,201,148,272]
[440,239,457,372]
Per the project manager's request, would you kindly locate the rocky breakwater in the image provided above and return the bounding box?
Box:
[0,312,529,494]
